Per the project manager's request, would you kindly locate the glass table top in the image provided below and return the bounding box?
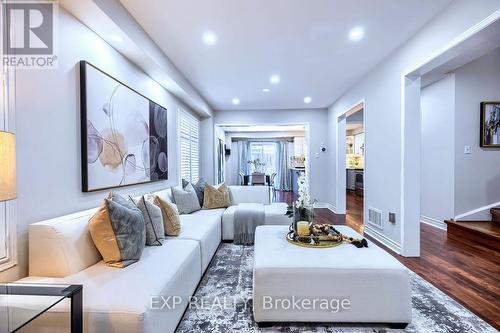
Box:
[0,283,76,333]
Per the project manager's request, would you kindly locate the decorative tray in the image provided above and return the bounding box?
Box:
[286,231,343,248]
[286,224,369,249]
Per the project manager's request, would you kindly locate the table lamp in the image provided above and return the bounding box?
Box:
[0,131,16,201]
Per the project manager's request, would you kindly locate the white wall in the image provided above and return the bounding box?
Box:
[454,47,500,218]
[214,109,330,203]
[0,9,194,280]
[327,0,500,249]
[420,75,455,224]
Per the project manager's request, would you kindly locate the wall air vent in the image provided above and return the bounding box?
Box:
[368,207,383,230]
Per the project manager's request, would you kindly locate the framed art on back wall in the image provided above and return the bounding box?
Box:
[80,61,168,192]
[480,102,500,148]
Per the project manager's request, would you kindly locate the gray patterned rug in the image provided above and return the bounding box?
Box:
[176,244,495,333]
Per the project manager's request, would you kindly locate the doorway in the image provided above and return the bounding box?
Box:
[337,101,365,234]
[213,123,311,205]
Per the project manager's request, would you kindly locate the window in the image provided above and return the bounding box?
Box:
[248,142,277,175]
[179,109,200,183]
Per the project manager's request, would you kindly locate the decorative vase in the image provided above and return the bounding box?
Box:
[292,205,314,233]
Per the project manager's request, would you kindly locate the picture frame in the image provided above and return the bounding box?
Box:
[480,102,500,148]
[80,61,169,192]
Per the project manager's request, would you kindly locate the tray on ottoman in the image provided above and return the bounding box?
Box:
[253,225,411,326]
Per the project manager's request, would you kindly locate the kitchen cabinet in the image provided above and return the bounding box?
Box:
[346,169,356,191]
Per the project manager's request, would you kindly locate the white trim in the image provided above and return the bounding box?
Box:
[335,99,366,216]
[404,10,500,77]
[364,224,401,255]
[420,215,447,231]
[314,202,336,213]
[454,201,500,221]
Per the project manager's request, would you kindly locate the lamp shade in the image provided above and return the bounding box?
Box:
[0,131,16,201]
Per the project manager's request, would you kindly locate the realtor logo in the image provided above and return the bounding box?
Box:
[2,1,58,68]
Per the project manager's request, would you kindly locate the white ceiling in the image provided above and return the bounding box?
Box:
[120,0,452,110]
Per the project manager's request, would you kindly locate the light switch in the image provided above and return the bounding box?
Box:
[464,146,471,154]
[315,153,320,159]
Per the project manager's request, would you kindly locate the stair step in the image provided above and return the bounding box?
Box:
[491,207,500,222]
[444,220,500,251]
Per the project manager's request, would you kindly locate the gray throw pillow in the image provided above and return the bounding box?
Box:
[171,183,201,214]
[105,193,146,267]
[131,196,165,246]
[182,178,206,207]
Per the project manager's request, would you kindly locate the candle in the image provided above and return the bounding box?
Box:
[297,221,310,236]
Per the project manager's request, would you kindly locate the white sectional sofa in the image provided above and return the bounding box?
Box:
[18,185,289,333]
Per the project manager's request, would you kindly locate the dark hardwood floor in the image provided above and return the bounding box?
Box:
[274,190,500,330]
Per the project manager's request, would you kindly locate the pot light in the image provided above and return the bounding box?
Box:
[202,31,217,46]
[304,96,312,104]
[349,26,364,41]
[109,34,123,42]
[232,98,240,105]
[270,74,280,85]
[262,88,270,93]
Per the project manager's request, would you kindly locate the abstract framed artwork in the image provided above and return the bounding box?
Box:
[480,102,500,148]
[80,61,168,192]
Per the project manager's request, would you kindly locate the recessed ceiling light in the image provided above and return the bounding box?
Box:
[270,75,280,85]
[304,96,312,104]
[109,34,123,42]
[348,26,364,41]
[262,88,270,93]
[232,98,240,105]
[202,31,217,46]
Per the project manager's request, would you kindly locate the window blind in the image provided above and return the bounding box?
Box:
[179,109,200,183]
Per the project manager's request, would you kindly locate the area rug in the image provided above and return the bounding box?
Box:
[176,244,495,333]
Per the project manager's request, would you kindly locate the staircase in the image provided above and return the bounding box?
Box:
[445,208,500,251]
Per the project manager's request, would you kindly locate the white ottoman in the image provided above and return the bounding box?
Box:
[253,225,411,326]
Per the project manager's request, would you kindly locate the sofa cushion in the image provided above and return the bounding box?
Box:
[203,183,230,209]
[222,203,289,240]
[149,194,181,236]
[229,186,270,205]
[190,208,225,220]
[29,208,102,278]
[171,184,201,214]
[171,214,222,272]
[89,193,146,268]
[182,178,206,207]
[19,239,202,333]
[132,196,165,246]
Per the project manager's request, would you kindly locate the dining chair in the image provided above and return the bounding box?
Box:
[269,172,277,201]
[238,172,245,186]
[251,172,266,186]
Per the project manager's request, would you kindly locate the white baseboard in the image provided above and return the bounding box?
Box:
[364,225,401,255]
[454,201,500,220]
[315,202,336,213]
[420,215,447,231]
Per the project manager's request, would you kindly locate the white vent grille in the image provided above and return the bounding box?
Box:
[368,207,383,230]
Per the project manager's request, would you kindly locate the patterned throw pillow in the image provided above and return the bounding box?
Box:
[171,183,201,214]
[89,193,146,268]
[149,194,182,236]
[182,178,206,207]
[131,196,165,246]
[203,183,231,209]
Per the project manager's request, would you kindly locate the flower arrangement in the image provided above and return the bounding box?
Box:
[247,158,266,172]
[286,171,316,227]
